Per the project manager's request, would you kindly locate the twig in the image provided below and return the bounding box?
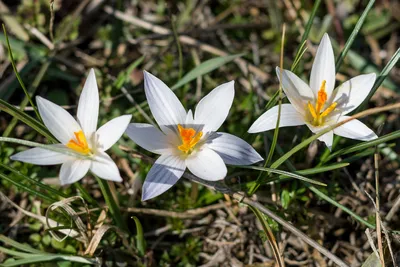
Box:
[374,152,385,266]
[122,203,225,219]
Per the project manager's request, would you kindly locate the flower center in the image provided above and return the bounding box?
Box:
[66,130,91,155]
[307,80,337,126]
[177,124,203,154]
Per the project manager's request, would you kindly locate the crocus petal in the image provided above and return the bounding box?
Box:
[248,104,305,133]
[96,115,132,151]
[306,123,334,150]
[186,147,227,181]
[318,131,334,150]
[59,159,91,185]
[276,68,315,115]
[142,155,185,201]
[90,152,122,182]
[77,69,99,137]
[185,109,194,125]
[333,116,377,141]
[36,96,81,144]
[194,81,234,133]
[10,145,72,165]
[206,132,263,165]
[144,71,186,132]
[330,73,376,115]
[310,33,336,97]
[125,123,173,155]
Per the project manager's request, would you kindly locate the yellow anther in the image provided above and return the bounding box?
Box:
[320,102,337,118]
[66,130,91,155]
[177,124,203,154]
[307,101,317,120]
[307,80,337,126]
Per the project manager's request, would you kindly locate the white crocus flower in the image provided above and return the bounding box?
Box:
[11,69,132,184]
[126,71,263,201]
[248,33,378,149]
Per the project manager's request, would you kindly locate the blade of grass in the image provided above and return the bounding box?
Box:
[324,130,400,162]
[0,99,57,143]
[249,24,286,195]
[2,24,40,120]
[96,177,128,232]
[362,47,400,107]
[170,53,245,90]
[132,216,146,256]
[0,162,68,199]
[0,173,56,203]
[248,205,285,267]
[0,254,97,266]
[335,0,375,70]
[239,166,326,186]
[0,137,91,160]
[0,235,44,254]
[293,0,321,61]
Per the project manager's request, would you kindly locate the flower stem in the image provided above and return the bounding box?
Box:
[96,177,128,232]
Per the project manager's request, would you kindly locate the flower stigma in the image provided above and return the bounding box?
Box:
[177,124,203,154]
[307,80,337,126]
[66,130,92,155]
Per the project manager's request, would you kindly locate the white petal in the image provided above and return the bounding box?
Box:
[248,104,305,133]
[36,96,81,144]
[144,71,186,132]
[142,155,185,201]
[333,116,377,141]
[10,145,72,165]
[310,33,336,97]
[194,81,234,133]
[276,68,314,115]
[59,159,90,185]
[90,152,122,182]
[77,69,99,137]
[206,132,263,165]
[185,109,194,125]
[318,131,334,150]
[125,123,173,154]
[96,115,132,151]
[306,123,334,150]
[330,73,376,115]
[186,147,227,181]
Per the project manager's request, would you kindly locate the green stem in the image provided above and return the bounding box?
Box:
[96,177,128,232]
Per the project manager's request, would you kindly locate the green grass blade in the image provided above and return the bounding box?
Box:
[132,216,146,256]
[0,235,44,254]
[0,99,56,143]
[2,24,40,120]
[293,0,321,61]
[0,173,55,202]
[335,0,375,70]
[238,166,326,186]
[325,130,400,162]
[171,53,245,90]
[0,254,97,266]
[362,47,400,106]
[96,177,128,232]
[307,185,375,228]
[0,163,68,199]
[0,137,91,160]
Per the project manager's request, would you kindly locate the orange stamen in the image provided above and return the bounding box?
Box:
[66,130,91,154]
[177,124,203,154]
